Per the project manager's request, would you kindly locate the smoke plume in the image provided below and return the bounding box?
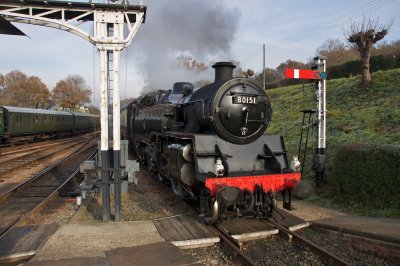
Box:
[129,0,241,92]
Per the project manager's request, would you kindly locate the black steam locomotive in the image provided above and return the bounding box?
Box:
[121,62,301,223]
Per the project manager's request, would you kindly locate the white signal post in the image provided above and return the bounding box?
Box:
[314,56,327,187]
[0,0,146,221]
[285,56,327,187]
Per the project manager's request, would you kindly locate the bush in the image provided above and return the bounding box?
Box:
[331,143,400,209]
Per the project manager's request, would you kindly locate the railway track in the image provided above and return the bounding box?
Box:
[0,135,94,183]
[265,218,351,266]
[212,217,351,266]
[212,225,257,266]
[0,137,77,158]
[0,140,97,239]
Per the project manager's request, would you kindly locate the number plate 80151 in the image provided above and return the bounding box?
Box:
[232,96,257,104]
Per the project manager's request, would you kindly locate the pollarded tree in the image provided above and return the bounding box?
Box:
[344,16,392,86]
[52,75,91,109]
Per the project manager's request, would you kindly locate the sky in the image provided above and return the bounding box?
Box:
[0,0,399,105]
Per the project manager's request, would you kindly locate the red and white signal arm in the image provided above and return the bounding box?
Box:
[285,68,326,80]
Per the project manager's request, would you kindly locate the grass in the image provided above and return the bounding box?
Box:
[266,69,400,217]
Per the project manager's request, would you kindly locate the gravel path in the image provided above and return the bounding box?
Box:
[80,170,193,222]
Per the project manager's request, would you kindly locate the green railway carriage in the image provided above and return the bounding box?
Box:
[71,112,99,132]
[0,108,4,134]
[0,106,73,144]
[0,108,4,135]
[0,106,99,145]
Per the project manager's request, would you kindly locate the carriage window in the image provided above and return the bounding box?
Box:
[35,116,39,122]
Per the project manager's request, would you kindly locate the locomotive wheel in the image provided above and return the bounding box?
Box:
[171,179,190,199]
[238,189,254,216]
[157,155,169,182]
[263,192,276,216]
[147,155,154,172]
[210,198,219,224]
[203,198,219,225]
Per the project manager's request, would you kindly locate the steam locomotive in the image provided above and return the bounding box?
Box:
[121,62,301,224]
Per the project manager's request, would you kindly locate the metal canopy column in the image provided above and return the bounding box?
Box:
[0,0,146,221]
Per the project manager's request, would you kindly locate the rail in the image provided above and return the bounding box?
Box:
[212,225,256,266]
[267,218,351,266]
[0,141,97,239]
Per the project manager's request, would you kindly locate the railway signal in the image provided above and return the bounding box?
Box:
[285,68,327,80]
[285,56,327,187]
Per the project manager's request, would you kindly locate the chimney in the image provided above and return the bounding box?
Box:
[212,62,236,82]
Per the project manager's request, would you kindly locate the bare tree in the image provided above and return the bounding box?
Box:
[176,55,208,72]
[344,16,392,86]
[0,73,4,94]
[316,38,358,66]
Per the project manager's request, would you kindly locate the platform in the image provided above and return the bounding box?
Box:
[272,207,311,231]
[312,215,400,245]
[153,214,219,248]
[105,242,202,266]
[30,221,164,262]
[24,242,202,266]
[218,208,309,242]
[152,210,309,245]
[218,218,278,242]
[0,224,59,264]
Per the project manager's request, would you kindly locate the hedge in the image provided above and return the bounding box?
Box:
[331,143,400,209]
[328,53,400,79]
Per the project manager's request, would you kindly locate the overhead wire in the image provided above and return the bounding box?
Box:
[270,0,386,44]
[268,0,393,46]
[267,0,396,47]
[239,0,396,67]
[281,0,395,45]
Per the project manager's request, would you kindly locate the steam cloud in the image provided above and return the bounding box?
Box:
[130,0,241,92]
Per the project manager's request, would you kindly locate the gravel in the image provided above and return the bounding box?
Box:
[81,170,193,222]
[21,164,398,266]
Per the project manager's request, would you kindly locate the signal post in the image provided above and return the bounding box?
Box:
[285,56,327,187]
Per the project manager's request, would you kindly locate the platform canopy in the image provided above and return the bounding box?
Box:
[0,0,146,40]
